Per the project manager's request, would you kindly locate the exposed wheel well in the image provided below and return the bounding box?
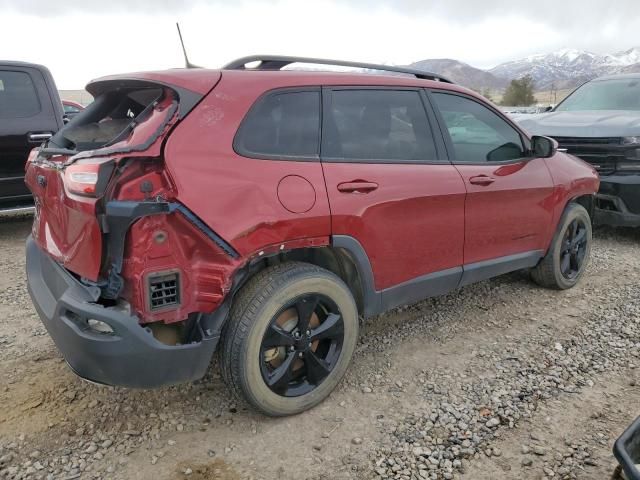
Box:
[572,194,595,221]
[238,247,366,316]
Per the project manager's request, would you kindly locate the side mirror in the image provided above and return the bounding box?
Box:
[531,135,558,158]
[544,105,553,112]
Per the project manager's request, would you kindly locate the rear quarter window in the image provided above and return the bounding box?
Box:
[234,90,321,159]
[0,70,41,119]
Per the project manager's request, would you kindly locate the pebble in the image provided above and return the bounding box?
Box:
[0,231,636,480]
[533,445,547,456]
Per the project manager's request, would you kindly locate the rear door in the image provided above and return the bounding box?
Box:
[429,91,555,274]
[0,66,61,206]
[320,87,466,295]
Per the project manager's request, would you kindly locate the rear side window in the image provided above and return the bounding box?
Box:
[323,89,437,162]
[235,90,320,159]
[0,70,41,119]
[432,92,525,163]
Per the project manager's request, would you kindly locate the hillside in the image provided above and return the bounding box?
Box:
[409,58,507,91]
[410,47,640,93]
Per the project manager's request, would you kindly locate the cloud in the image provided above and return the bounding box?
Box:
[2,0,636,29]
[0,0,208,15]
[2,0,639,88]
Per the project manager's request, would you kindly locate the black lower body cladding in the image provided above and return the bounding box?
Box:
[595,175,640,227]
[25,236,217,388]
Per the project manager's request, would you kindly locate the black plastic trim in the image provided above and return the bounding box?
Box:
[331,235,381,317]
[380,267,462,312]
[170,203,239,258]
[332,234,545,318]
[614,416,640,480]
[459,251,543,287]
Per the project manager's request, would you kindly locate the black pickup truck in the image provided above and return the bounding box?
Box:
[0,61,64,214]
[516,73,640,227]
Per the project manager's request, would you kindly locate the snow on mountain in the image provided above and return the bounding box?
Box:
[604,47,640,66]
[488,47,640,90]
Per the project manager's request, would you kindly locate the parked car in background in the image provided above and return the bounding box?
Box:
[25,56,598,416]
[516,74,640,227]
[0,61,64,214]
[62,99,84,120]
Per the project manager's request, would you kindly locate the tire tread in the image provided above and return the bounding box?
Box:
[219,262,349,414]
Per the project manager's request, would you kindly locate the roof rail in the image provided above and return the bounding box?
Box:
[223,55,454,83]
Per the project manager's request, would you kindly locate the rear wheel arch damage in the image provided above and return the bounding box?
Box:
[217,244,368,326]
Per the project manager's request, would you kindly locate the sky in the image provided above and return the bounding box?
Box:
[1,0,640,89]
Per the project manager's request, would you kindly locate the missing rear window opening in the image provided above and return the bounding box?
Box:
[51,87,166,152]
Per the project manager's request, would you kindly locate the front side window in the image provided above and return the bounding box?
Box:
[0,70,41,119]
[235,90,320,158]
[323,89,437,161]
[432,92,525,163]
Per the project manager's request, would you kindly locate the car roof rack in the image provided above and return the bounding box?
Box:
[223,55,454,83]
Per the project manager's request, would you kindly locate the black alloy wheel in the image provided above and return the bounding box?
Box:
[259,294,344,397]
[560,218,588,280]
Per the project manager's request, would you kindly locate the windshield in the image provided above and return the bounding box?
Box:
[555,78,640,112]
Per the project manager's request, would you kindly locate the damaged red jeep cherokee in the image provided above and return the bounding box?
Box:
[25,56,599,416]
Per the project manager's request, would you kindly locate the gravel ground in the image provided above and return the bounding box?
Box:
[0,216,639,480]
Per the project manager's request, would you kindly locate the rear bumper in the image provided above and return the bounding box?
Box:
[594,174,640,227]
[26,236,218,388]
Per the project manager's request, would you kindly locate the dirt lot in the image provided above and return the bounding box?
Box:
[1,216,639,480]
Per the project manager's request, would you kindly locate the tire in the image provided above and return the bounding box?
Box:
[219,262,359,416]
[531,203,592,290]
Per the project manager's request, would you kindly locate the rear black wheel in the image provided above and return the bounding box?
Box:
[220,262,358,416]
[531,203,592,290]
[260,294,345,397]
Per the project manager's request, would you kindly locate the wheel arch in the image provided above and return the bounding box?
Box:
[544,194,594,257]
[571,193,595,222]
[202,236,379,339]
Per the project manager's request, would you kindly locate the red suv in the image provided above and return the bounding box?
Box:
[25,56,599,416]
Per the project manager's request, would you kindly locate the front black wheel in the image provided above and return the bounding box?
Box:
[220,262,358,416]
[531,203,592,290]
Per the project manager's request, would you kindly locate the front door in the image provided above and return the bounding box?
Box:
[429,91,555,277]
[320,87,466,298]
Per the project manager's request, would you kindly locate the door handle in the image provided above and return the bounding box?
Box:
[337,181,379,194]
[469,175,495,186]
[29,132,53,143]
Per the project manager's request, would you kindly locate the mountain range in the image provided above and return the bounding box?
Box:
[410,47,640,92]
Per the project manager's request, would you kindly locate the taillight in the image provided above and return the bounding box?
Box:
[63,158,115,197]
